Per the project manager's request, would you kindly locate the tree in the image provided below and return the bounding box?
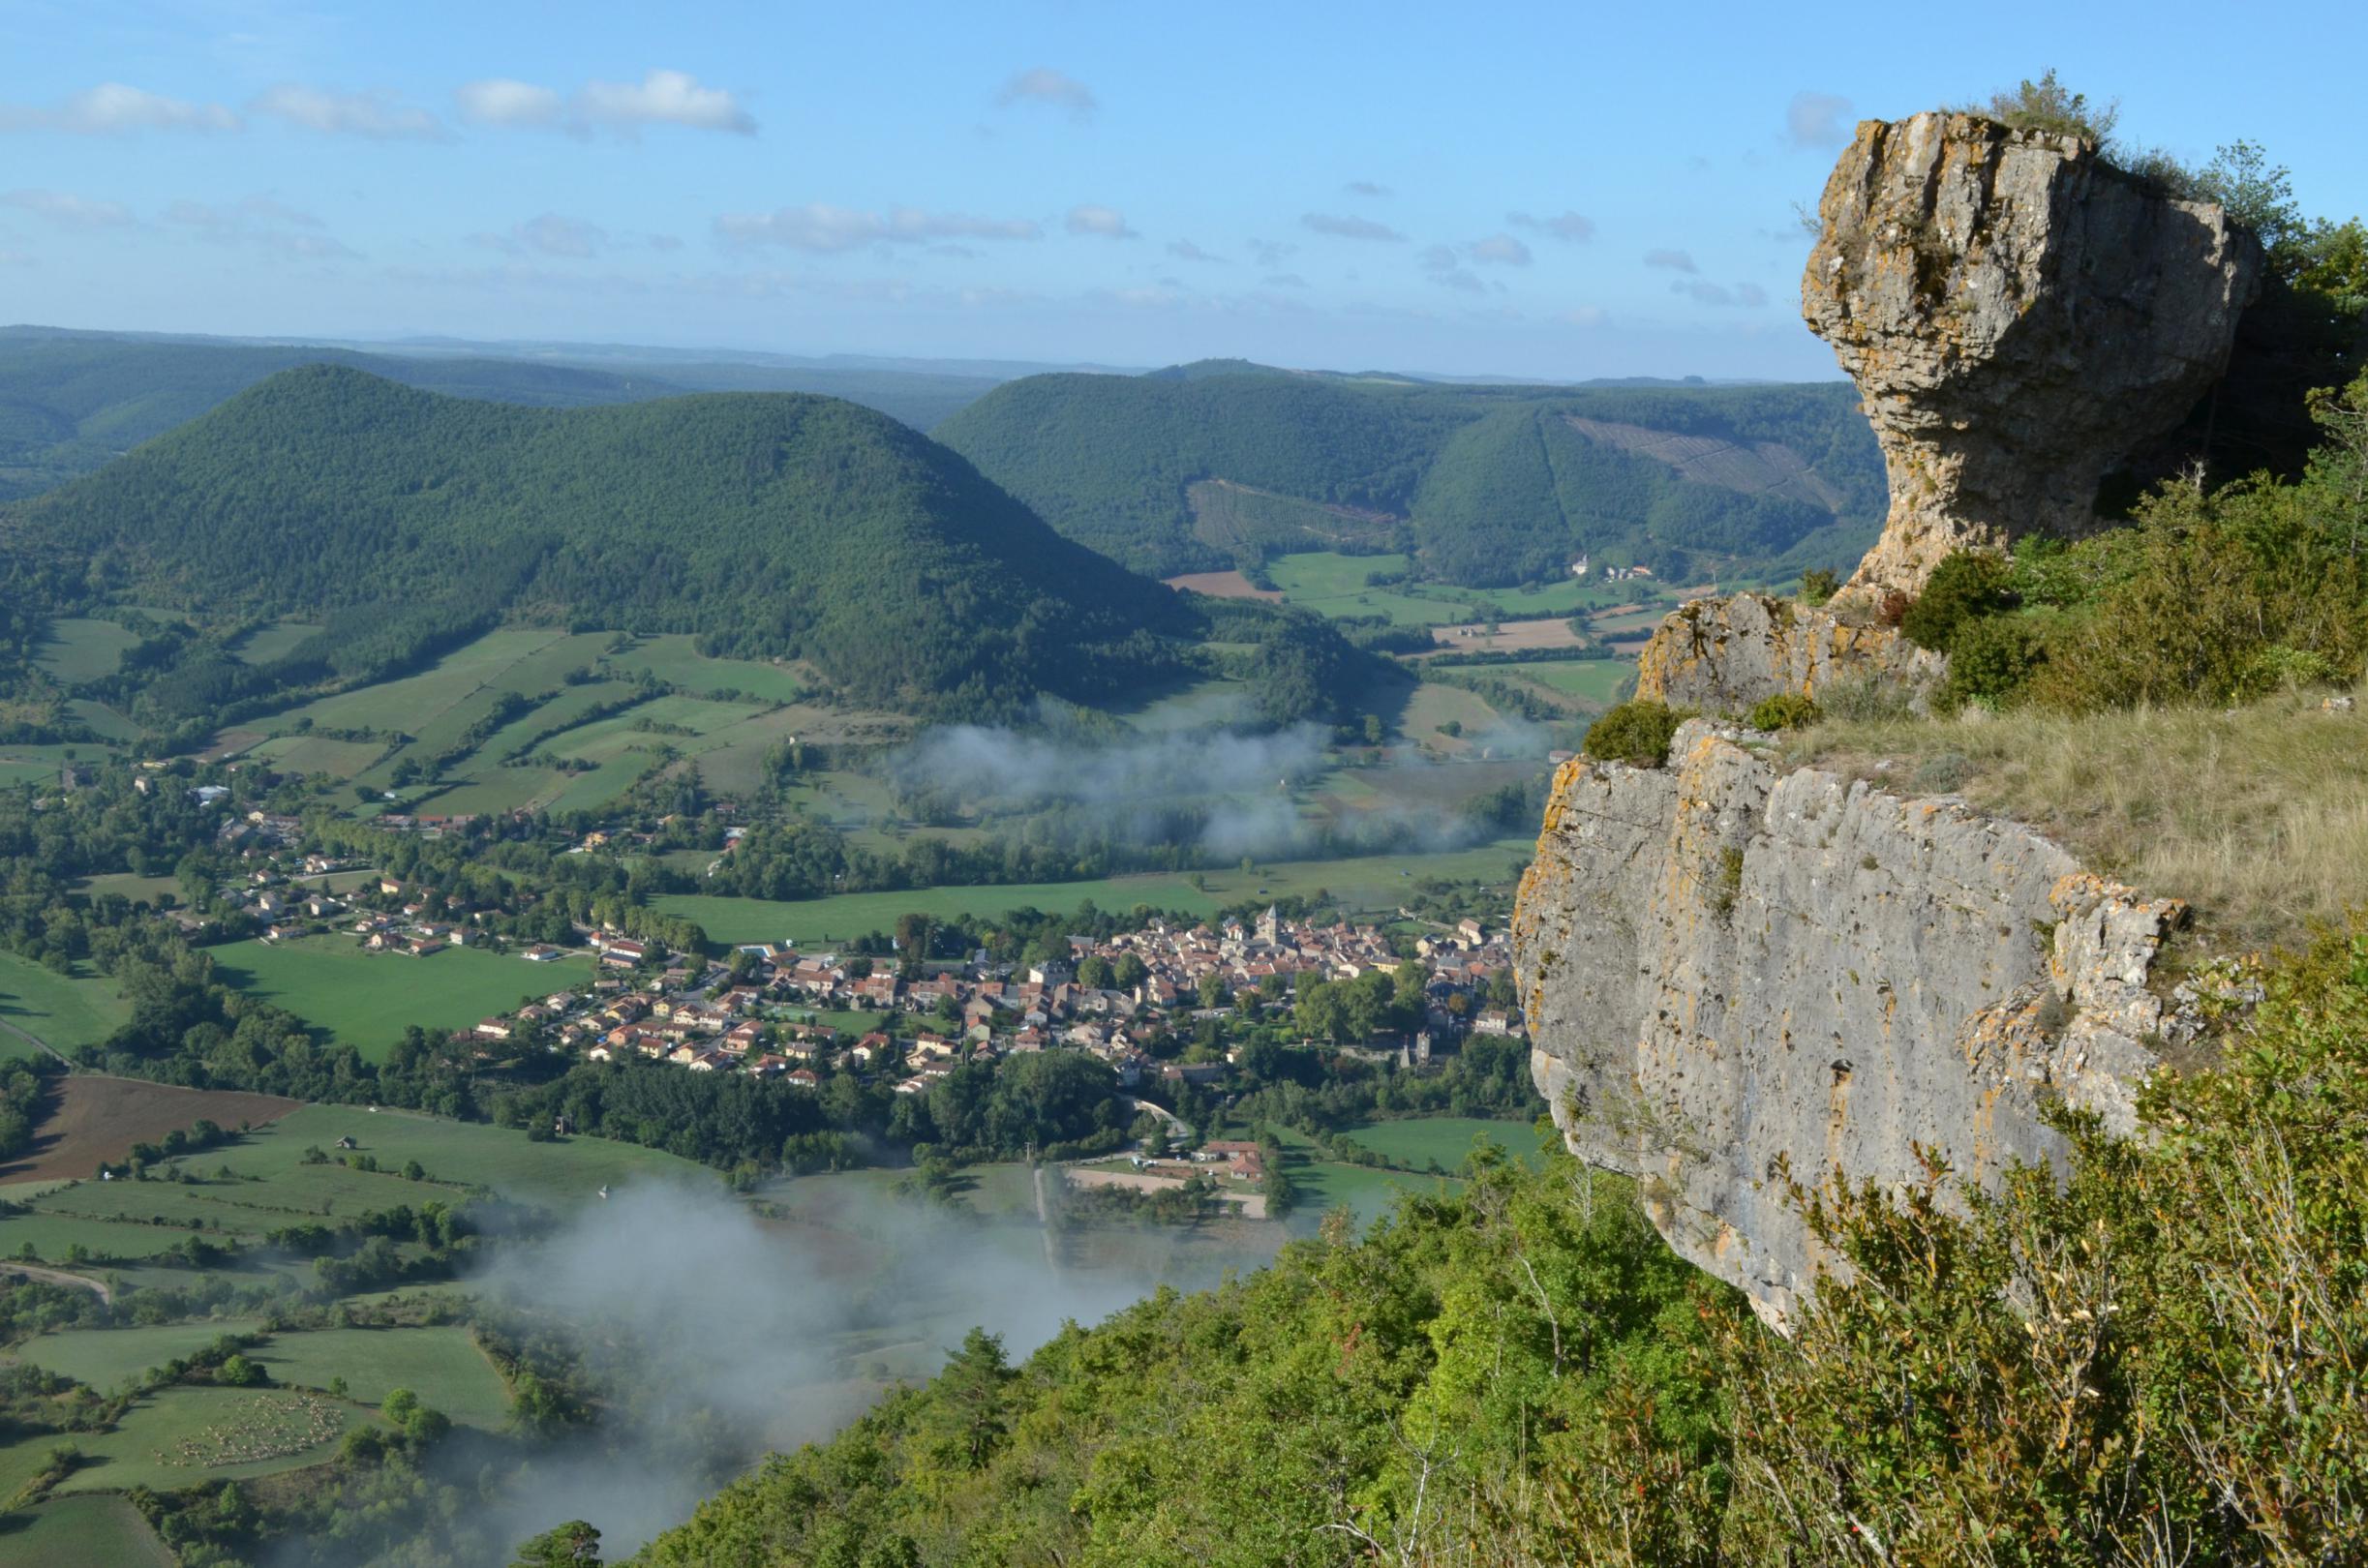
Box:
[1197,971,1229,1010]
[1971,68,2119,155]
[512,1521,602,1567]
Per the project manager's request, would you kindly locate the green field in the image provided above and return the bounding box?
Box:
[15,1320,266,1394]
[656,838,1533,946]
[230,619,324,666]
[1509,658,1636,705]
[0,953,128,1057]
[1339,1117,1547,1173]
[264,629,604,740]
[0,1493,176,1568]
[208,937,594,1057]
[32,619,142,683]
[597,634,805,703]
[64,700,140,741]
[1265,552,1653,629]
[49,1385,361,1494]
[258,1326,510,1428]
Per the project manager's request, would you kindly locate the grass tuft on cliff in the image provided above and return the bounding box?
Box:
[1780,683,2368,950]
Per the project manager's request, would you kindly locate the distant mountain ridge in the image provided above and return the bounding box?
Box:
[934,362,1885,586]
[0,328,1014,499]
[5,365,1195,716]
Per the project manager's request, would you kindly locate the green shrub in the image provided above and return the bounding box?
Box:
[1746,692,1822,731]
[1799,567,1839,606]
[1939,614,2044,707]
[1899,551,2017,651]
[1583,701,1686,767]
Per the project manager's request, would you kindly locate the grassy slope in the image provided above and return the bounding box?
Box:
[15,1320,268,1393]
[257,1326,510,1428]
[1781,686,2368,950]
[49,1386,361,1495]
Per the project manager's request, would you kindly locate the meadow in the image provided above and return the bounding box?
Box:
[49,1386,361,1495]
[257,1325,511,1428]
[597,634,805,702]
[0,1493,176,1568]
[655,837,1533,946]
[1263,551,1655,629]
[0,953,129,1059]
[15,1320,268,1393]
[32,618,142,683]
[208,937,596,1057]
[1505,657,1635,706]
[1338,1116,1548,1173]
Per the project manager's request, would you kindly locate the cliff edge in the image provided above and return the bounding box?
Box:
[1512,720,2188,1326]
[1806,111,2260,601]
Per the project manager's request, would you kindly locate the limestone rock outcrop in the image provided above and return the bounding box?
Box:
[1805,111,2260,601]
[1513,719,2186,1326]
[1634,592,1943,712]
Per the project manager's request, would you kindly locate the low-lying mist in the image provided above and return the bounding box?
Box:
[889,711,1556,862]
[447,1179,1260,1560]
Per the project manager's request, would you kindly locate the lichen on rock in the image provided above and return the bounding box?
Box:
[1804,110,2261,602]
[1633,592,1943,712]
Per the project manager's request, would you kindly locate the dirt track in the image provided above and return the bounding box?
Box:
[0,1260,112,1303]
[0,1075,301,1185]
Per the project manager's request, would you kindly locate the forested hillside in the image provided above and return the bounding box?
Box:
[2,366,1199,716]
[933,365,1884,586]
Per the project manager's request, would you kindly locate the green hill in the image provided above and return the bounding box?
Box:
[0,329,1003,500]
[5,366,1195,716]
[933,368,1885,586]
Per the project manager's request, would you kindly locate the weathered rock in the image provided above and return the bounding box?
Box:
[1805,111,2260,601]
[1634,592,1943,713]
[1512,719,2185,1327]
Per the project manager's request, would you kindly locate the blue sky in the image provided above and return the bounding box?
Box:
[3,0,2359,379]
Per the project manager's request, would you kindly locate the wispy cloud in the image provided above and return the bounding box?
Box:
[1262,272,1310,288]
[1784,91,1854,149]
[715,203,1042,253]
[1643,248,1697,273]
[997,67,1097,119]
[1343,179,1390,197]
[1065,203,1138,239]
[1466,233,1532,266]
[1302,212,1405,242]
[0,82,239,135]
[471,213,609,258]
[456,70,755,136]
[1507,209,1594,243]
[1559,306,1610,328]
[250,84,443,139]
[2,189,133,228]
[1420,245,1484,292]
[1670,279,1769,308]
[1245,237,1296,268]
[1167,238,1228,263]
[167,197,360,259]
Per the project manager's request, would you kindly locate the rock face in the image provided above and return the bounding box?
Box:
[1805,111,2260,601]
[1634,593,1944,712]
[1512,720,2186,1327]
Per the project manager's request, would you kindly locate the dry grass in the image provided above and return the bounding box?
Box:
[1780,685,2368,953]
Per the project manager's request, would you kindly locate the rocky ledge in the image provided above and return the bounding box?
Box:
[1512,719,2188,1327]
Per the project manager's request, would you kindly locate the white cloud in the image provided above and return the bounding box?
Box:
[1302,212,1405,242]
[1467,233,1532,266]
[997,67,1097,118]
[1167,239,1228,263]
[1507,209,1594,243]
[579,70,755,135]
[250,84,442,139]
[1344,180,1390,197]
[0,82,240,135]
[1644,248,1697,273]
[456,71,753,136]
[473,213,609,258]
[1785,91,1854,149]
[1065,203,1137,239]
[455,78,563,128]
[715,203,1042,253]
[2,189,133,228]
